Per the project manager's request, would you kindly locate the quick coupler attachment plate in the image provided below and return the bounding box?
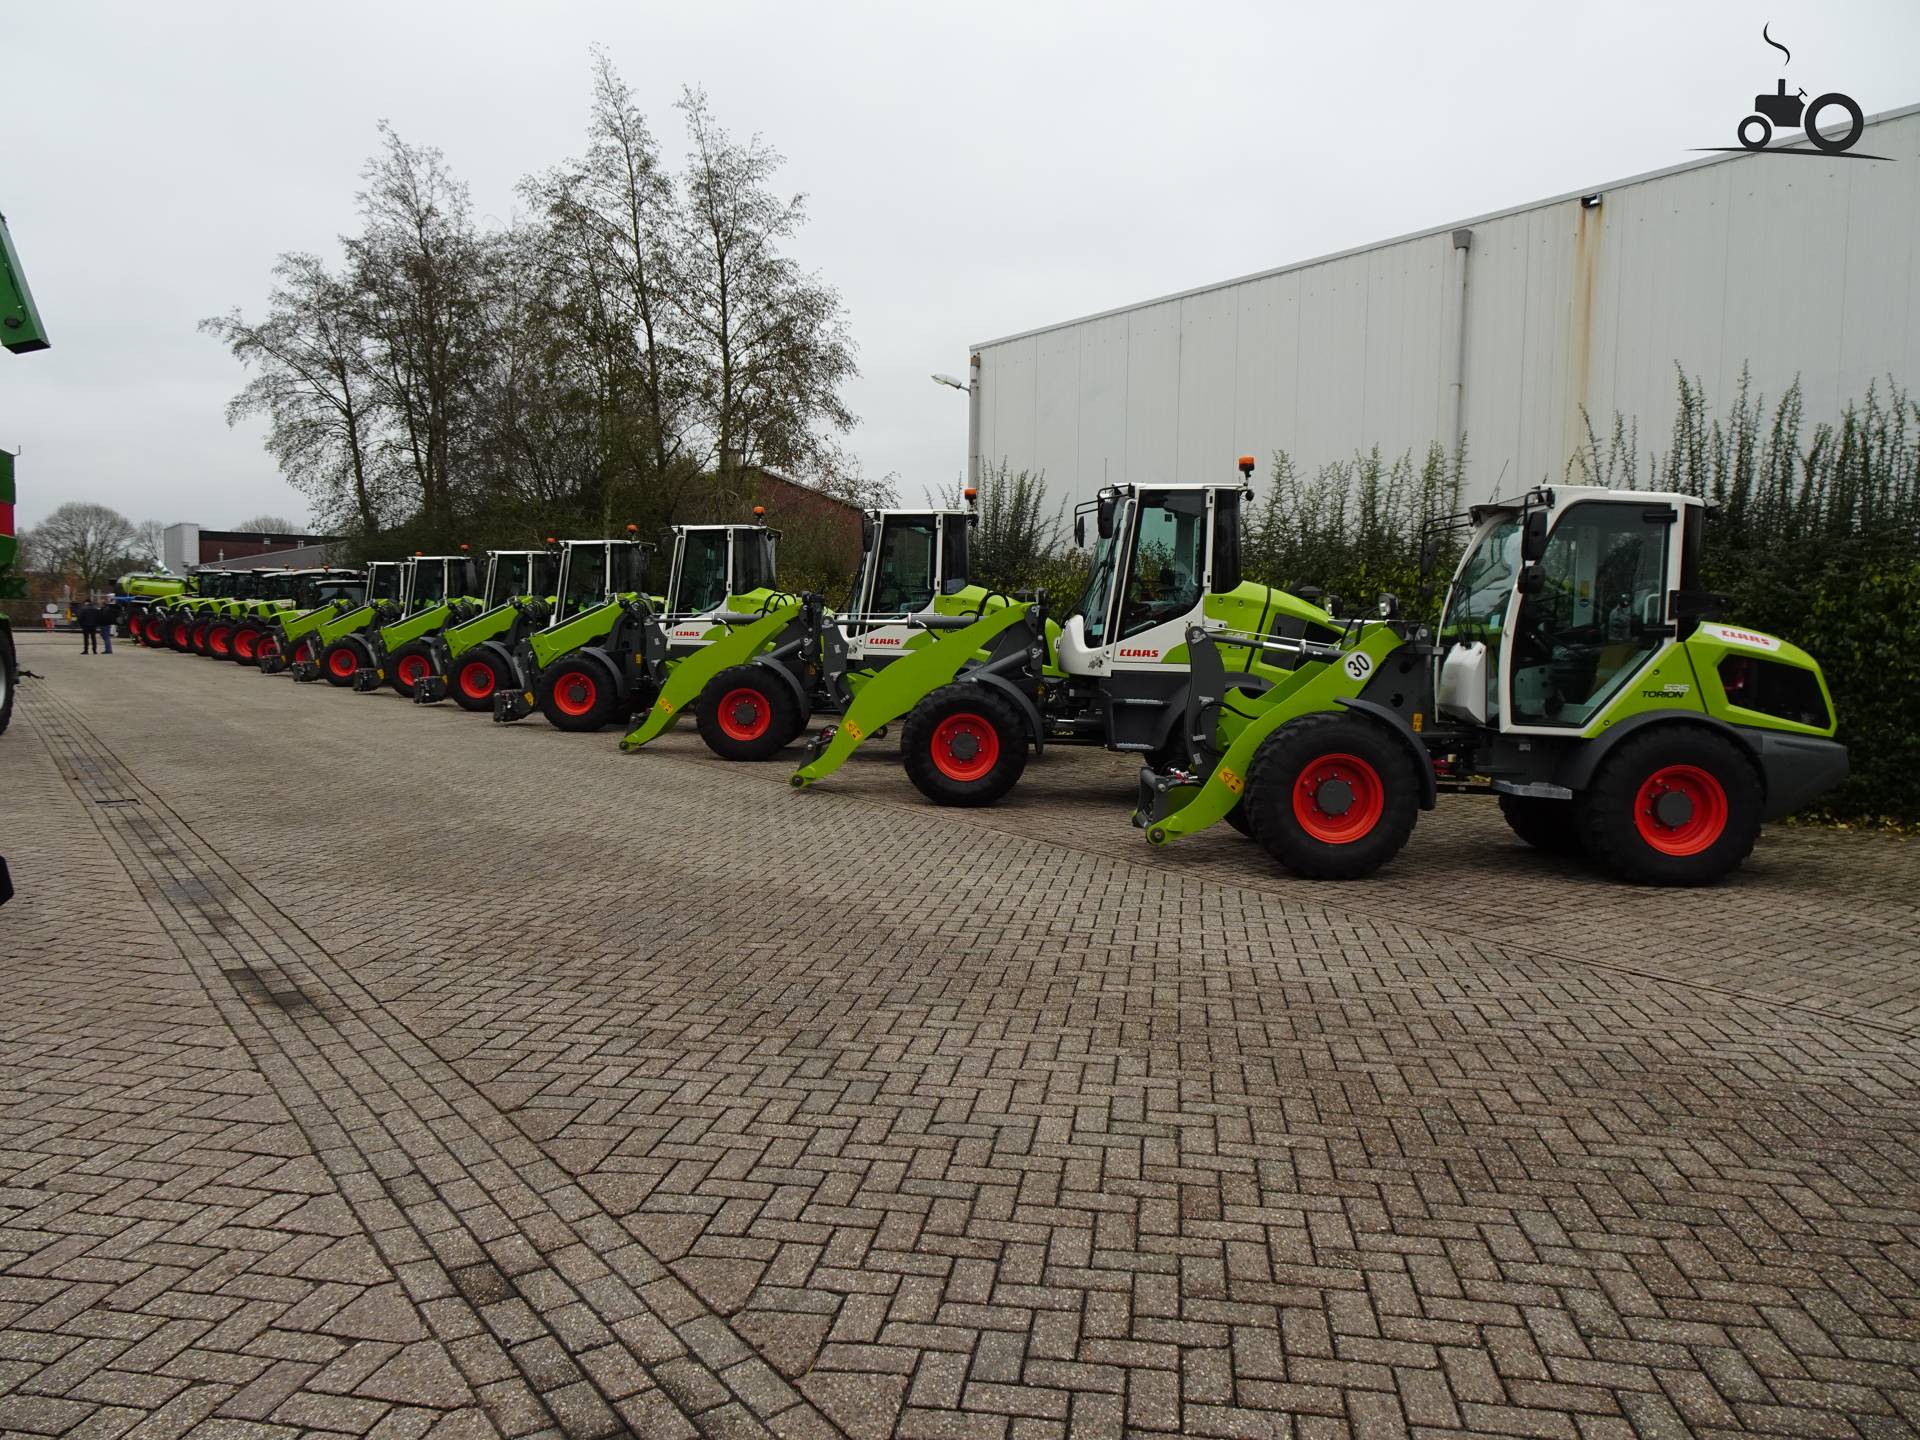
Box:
[351,667,383,693]
[413,675,448,704]
[290,660,321,683]
[258,653,287,675]
[1133,764,1194,831]
[493,688,534,723]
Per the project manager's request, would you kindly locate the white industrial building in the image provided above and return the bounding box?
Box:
[964,103,1920,509]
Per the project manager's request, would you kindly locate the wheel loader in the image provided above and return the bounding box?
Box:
[789,464,1329,800]
[317,551,484,695]
[409,547,561,708]
[232,569,364,666]
[1131,476,1848,883]
[495,522,789,732]
[248,569,367,669]
[288,562,407,681]
[622,499,1055,761]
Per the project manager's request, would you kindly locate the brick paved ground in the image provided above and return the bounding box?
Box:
[3,629,1917,1440]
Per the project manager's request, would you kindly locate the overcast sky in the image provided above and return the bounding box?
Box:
[7,0,1918,530]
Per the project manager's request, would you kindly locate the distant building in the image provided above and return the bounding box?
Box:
[964,102,1920,511]
[163,523,341,572]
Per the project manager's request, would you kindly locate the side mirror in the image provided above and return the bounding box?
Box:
[1518,565,1546,596]
[860,516,874,554]
[1520,509,1550,563]
[1073,514,1086,548]
[1096,495,1116,540]
[1418,538,1438,577]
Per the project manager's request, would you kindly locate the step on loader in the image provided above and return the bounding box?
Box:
[411,547,561,707]
[1133,478,1849,884]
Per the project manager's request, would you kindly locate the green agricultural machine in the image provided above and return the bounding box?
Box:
[140,569,221,650]
[620,503,1045,760]
[238,569,365,667]
[197,570,317,660]
[789,463,1846,885]
[121,572,189,643]
[410,547,560,709]
[287,562,407,681]
[1132,478,1848,883]
[494,523,784,731]
[317,552,483,694]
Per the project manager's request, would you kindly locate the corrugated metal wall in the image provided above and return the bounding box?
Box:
[973,106,1920,509]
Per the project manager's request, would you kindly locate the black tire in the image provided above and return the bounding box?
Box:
[451,650,511,712]
[0,624,15,737]
[696,665,804,760]
[190,620,213,656]
[1574,727,1763,886]
[387,640,437,698]
[537,653,621,731]
[1804,92,1864,153]
[901,683,1029,807]
[1242,712,1420,879]
[230,622,266,666]
[320,637,371,688]
[206,619,237,661]
[1497,794,1583,855]
[1737,113,1771,150]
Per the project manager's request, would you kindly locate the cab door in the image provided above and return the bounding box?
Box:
[1500,499,1679,732]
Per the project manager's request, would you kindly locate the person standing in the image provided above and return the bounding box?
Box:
[99,599,116,653]
[77,600,101,655]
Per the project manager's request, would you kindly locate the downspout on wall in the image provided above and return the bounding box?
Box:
[966,351,983,491]
[1445,227,1473,472]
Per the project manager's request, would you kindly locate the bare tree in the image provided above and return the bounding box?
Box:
[672,88,857,510]
[346,123,492,537]
[128,519,166,568]
[234,513,301,533]
[27,502,137,594]
[201,254,391,538]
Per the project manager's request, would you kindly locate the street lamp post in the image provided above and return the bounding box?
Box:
[931,360,982,491]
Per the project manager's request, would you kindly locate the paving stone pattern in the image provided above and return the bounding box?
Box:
[3,631,1917,1439]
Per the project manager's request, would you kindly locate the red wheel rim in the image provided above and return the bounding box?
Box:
[257,635,279,660]
[235,629,256,658]
[1291,752,1385,844]
[210,626,232,656]
[129,616,144,639]
[172,622,189,646]
[930,712,1000,782]
[328,647,357,678]
[716,686,772,742]
[397,654,429,688]
[1633,764,1728,856]
[552,669,598,717]
[459,661,494,699]
[293,639,314,665]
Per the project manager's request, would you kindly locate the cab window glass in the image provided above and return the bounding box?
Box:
[676,532,728,612]
[1512,503,1669,727]
[1119,490,1206,640]
[871,519,937,614]
[1074,498,1129,646]
[561,547,608,613]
